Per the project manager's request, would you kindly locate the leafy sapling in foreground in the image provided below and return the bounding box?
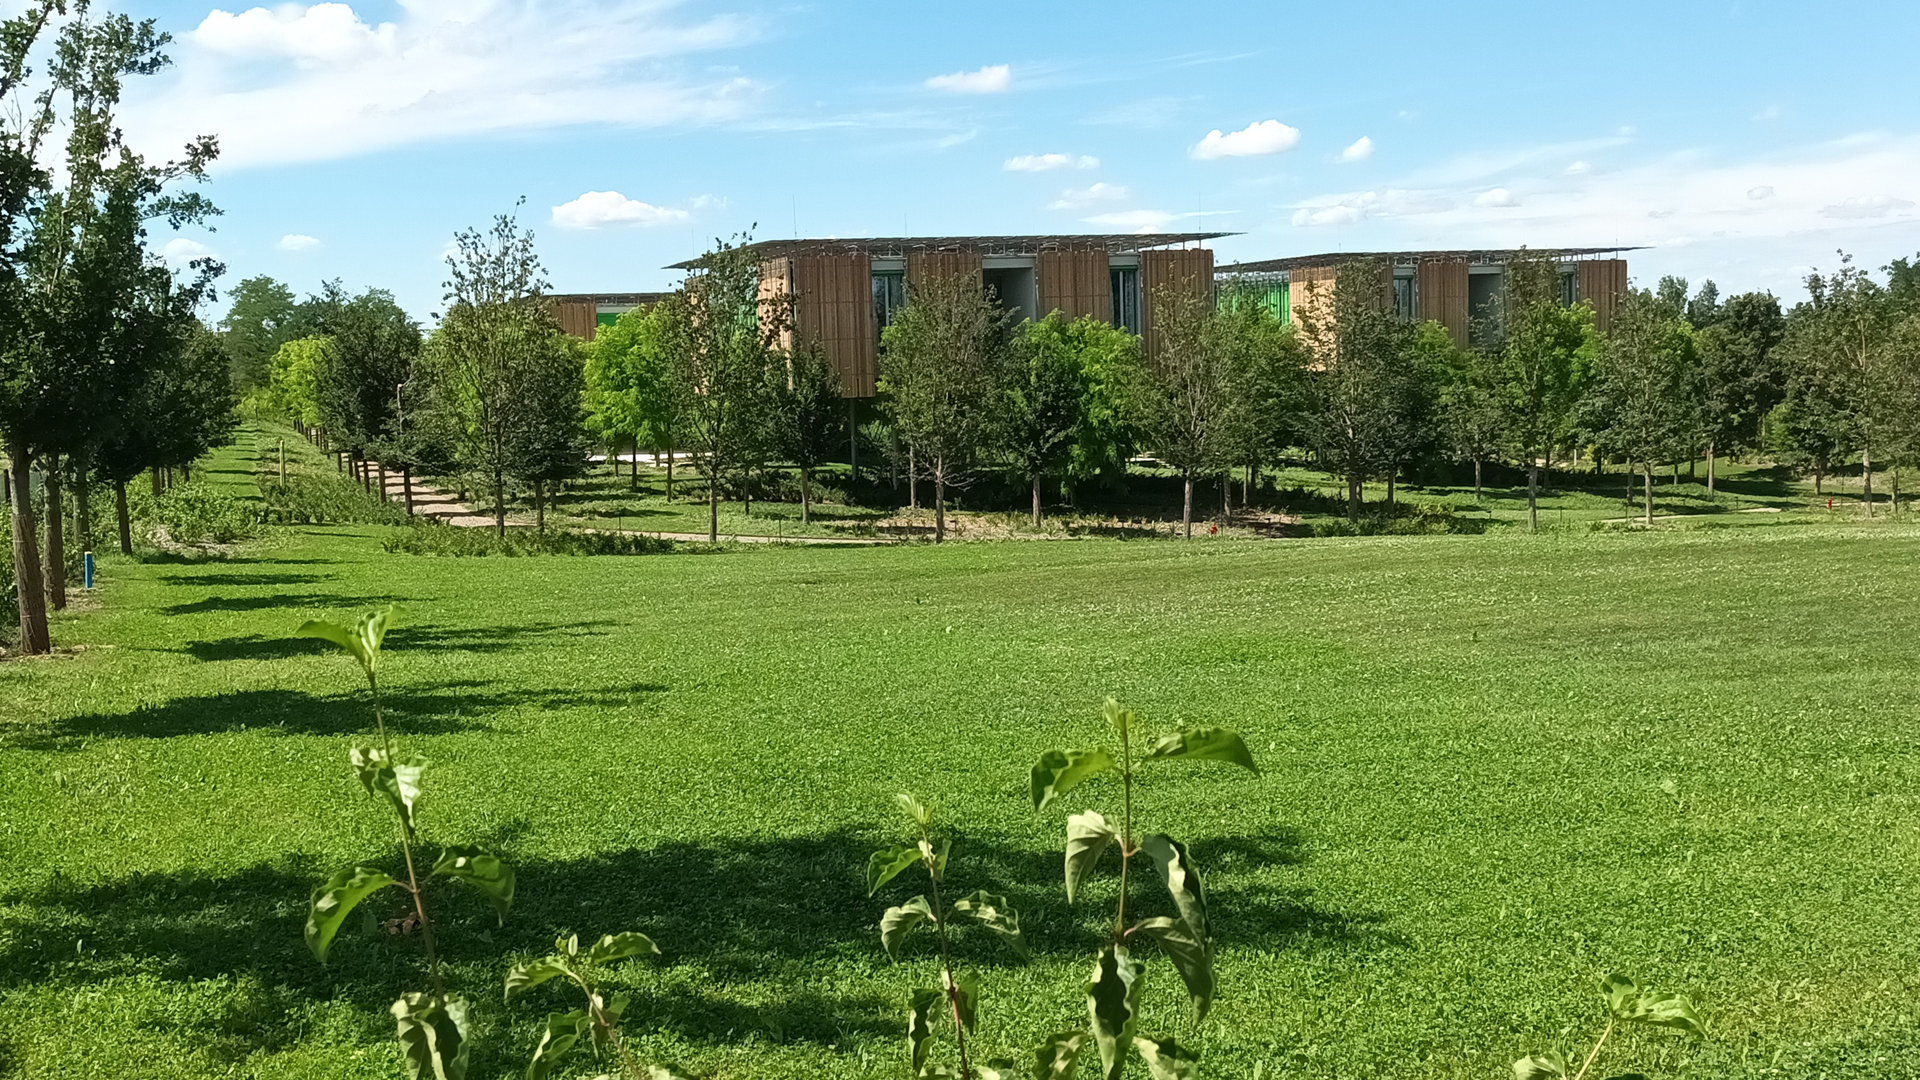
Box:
[505,931,692,1080]
[870,794,1030,1080]
[1028,698,1260,1080]
[1513,973,1705,1080]
[296,606,516,1080]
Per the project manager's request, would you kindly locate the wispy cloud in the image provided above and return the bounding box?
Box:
[1340,136,1373,162]
[1192,119,1300,160]
[1085,208,1234,234]
[125,1,762,170]
[277,233,321,251]
[1048,182,1128,210]
[1005,152,1099,171]
[162,237,218,266]
[925,64,1011,94]
[552,191,693,230]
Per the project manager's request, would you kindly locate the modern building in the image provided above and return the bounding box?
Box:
[1216,247,1637,349]
[548,291,672,340]
[660,234,1229,398]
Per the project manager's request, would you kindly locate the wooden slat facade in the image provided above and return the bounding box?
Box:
[906,251,985,287]
[1286,264,1338,351]
[1417,261,1470,348]
[764,255,877,399]
[1140,248,1215,356]
[552,300,598,340]
[1036,249,1112,322]
[1578,259,1628,332]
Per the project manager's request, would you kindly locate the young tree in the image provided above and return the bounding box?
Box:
[881,271,1012,542]
[1292,261,1425,523]
[504,332,591,531]
[1691,290,1785,494]
[658,235,790,542]
[1776,255,1901,513]
[1212,282,1304,513]
[1578,289,1699,525]
[1002,314,1088,526]
[308,284,422,482]
[430,207,553,537]
[268,337,329,430]
[766,340,843,524]
[1497,252,1596,530]
[1056,316,1141,500]
[584,304,673,490]
[219,275,298,391]
[1432,322,1505,498]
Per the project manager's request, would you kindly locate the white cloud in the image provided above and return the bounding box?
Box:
[1005,153,1099,172]
[1084,208,1233,234]
[925,64,1010,94]
[935,129,978,149]
[1748,185,1775,200]
[1048,182,1128,210]
[162,238,218,266]
[277,233,320,251]
[1565,160,1591,175]
[1290,205,1364,227]
[552,191,691,230]
[1192,119,1300,160]
[1340,136,1373,162]
[123,2,762,170]
[1289,188,1452,227]
[1821,195,1916,219]
[1474,187,1519,208]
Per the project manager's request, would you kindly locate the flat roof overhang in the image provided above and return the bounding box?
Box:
[668,233,1235,270]
[1218,247,1645,274]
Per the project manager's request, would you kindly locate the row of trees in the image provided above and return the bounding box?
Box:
[1,3,234,655]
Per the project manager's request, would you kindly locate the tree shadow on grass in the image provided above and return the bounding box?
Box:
[180,620,621,663]
[156,573,333,587]
[161,592,406,616]
[0,827,1387,1055]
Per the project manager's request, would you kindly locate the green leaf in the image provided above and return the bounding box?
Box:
[504,956,570,1001]
[644,1068,698,1080]
[947,970,981,1033]
[1142,726,1259,774]
[1602,973,1705,1037]
[977,1057,1021,1080]
[525,1009,588,1080]
[1065,811,1117,905]
[919,1068,961,1080]
[1033,1031,1087,1080]
[897,792,931,827]
[1031,749,1117,812]
[951,890,1029,959]
[1512,1050,1568,1080]
[583,931,660,966]
[1138,834,1209,945]
[1128,917,1213,1021]
[1102,697,1135,740]
[881,895,935,959]
[350,746,425,831]
[908,987,942,1074]
[1133,1036,1200,1080]
[296,605,402,681]
[431,845,514,923]
[869,845,921,896]
[305,866,397,963]
[1086,945,1143,1080]
[391,992,471,1080]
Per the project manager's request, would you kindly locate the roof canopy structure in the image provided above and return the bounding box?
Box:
[546,291,672,306]
[1219,247,1644,274]
[667,233,1234,269]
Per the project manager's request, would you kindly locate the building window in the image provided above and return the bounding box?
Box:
[1468,270,1504,349]
[872,272,905,345]
[1110,267,1140,334]
[1560,269,1579,307]
[1392,274,1417,322]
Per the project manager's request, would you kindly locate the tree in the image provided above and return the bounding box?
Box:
[584,304,674,490]
[766,340,843,524]
[1691,290,1785,494]
[1055,316,1140,499]
[1002,314,1088,526]
[1432,323,1505,498]
[1778,255,1902,513]
[431,206,554,537]
[658,235,790,542]
[94,323,235,553]
[1578,289,1699,525]
[219,275,297,391]
[504,332,590,531]
[1497,251,1596,530]
[1292,261,1425,523]
[0,3,218,653]
[881,271,1011,543]
[1212,282,1303,512]
[307,283,422,476]
[268,337,329,429]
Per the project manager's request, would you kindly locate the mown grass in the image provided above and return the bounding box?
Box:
[3,437,1920,1078]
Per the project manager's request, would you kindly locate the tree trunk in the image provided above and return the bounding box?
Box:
[44,455,65,611]
[1222,471,1230,518]
[848,399,859,482]
[1644,464,1654,527]
[629,439,638,490]
[909,448,918,510]
[707,469,718,542]
[116,480,132,555]
[1863,445,1874,516]
[1244,463,1253,505]
[9,452,50,654]
[1526,461,1539,531]
[1346,470,1361,523]
[1386,469,1396,507]
[1473,457,1483,500]
[151,467,162,498]
[1814,465,1824,495]
[534,480,546,533]
[1032,472,1042,528]
[1183,472,1194,538]
[1707,440,1716,498]
[75,469,92,557]
[492,468,506,538]
[403,468,414,516]
[934,475,947,543]
[801,467,811,525]
[666,448,674,501]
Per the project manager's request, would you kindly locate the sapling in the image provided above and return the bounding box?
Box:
[296,605,516,1080]
[504,931,693,1080]
[1513,973,1705,1080]
[1026,698,1260,1080]
[869,793,1029,1080]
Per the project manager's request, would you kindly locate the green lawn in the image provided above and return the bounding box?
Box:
[4,437,1920,1079]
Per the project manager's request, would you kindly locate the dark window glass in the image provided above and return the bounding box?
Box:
[1392,275,1416,322]
[1560,269,1579,307]
[1110,267,1140,334]
[872,272,905,344]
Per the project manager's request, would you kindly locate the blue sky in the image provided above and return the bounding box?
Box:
[118,0,1920,322]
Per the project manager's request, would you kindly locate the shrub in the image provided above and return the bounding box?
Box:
[259,472,410,526]
[1311,503,1486,538]
[156,482,260,544]
[382,521,677,557]
[0,535,16,644]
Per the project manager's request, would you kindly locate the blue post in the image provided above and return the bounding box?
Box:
[83,550,94,590]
